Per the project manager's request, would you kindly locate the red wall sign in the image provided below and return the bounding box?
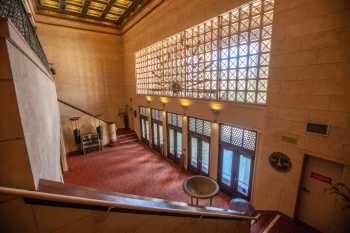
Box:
[310,172,332,184]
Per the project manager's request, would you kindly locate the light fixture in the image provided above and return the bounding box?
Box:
[209,102,222,123]
[159,96,169,109]
[145,95,152,103]
[179,99,191,115]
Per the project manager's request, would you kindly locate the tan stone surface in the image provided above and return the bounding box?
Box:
[121,0,350,218]
[7,36,63,188]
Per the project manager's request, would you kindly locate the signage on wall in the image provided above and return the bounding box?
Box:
[310,172,332,184]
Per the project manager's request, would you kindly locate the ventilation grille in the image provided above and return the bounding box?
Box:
[306,123,329,135]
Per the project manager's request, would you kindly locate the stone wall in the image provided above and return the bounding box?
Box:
[122,0,350,217]
[0,19,63,189]
[36,21,127,150]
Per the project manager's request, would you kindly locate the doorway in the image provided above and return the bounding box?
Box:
[296,155,347,233]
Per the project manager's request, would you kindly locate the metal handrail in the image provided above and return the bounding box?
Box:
[0,0,50,72]
[0,185,257,220]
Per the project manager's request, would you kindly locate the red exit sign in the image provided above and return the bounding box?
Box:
[310,172,332,184]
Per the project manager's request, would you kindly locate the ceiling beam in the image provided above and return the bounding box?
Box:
[116,0,144,25]
[100,0,117,19]
[59,0,65,10]
[82,0,91,16]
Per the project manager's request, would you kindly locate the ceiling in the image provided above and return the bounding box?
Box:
[36,0,150,27]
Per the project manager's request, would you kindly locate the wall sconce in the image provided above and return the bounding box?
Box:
[145,95,152,105]
[179,99,191,115]
[210,102,222,123]
[159,96,169,110]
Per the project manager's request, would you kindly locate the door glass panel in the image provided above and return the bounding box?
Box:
[145,120,149,140]
[153,123,158,145]
[191,137,198,167]
[159,125,163,146]
[237,154,251,195]
[169,129,174,154]
[201,141,210,174]
[176,131,182,158]
[221,148,233,186]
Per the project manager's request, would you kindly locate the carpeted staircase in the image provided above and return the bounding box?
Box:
[109,129,138,146]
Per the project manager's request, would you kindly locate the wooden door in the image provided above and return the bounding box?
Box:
[296,155,347,233]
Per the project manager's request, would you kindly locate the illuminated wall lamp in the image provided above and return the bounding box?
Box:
[179,99,191,115]
[145,96,152,106]
[159,97,169,110]
[210,102,222,123]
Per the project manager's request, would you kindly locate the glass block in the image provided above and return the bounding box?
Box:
[247,80,257,91]
[237,80,246,90]
[249,55,259,67]
[230,46,238,57]
[246,92,256,103]
[240,31,249,43]
[229,60,238,70]
[237,91,245,102]
[248,67,258,79]
[250,29,260,42]
[239,57,247,68]
[249,42,259,54]
[260,53,270,66]
[239,44,248,56]
[257,92,267,104]
[258,79,268,91]
[262,25,272,39]
[240,19,250,32]
[261,39,271,52]
[228,91,236,101]
[229,80,236,90]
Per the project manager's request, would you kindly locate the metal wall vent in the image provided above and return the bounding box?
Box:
[306,123,329,135]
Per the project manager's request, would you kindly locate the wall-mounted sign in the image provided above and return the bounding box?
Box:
[310,172,332,184]
[269,152,292,172]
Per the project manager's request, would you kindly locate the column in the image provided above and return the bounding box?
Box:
[209,122,219,180]
[182,115,188,170]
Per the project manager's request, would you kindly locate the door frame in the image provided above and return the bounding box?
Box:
[218,141,255,200]
[151,119,163,154]
[139,115,149,145]
[188,132,211,176]
[167,125,182,164]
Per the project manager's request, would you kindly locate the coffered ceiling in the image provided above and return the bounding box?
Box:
[36,0,150,27]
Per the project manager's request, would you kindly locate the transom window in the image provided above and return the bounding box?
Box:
[135,0,274,104]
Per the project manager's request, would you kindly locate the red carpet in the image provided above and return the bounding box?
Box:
[64,139,231,209]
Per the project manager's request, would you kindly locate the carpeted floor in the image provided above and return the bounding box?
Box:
[64,141,231,209]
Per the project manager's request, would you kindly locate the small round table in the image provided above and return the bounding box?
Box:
[183,175,220,206]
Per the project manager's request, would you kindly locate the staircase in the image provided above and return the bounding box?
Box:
[110,129,139,146]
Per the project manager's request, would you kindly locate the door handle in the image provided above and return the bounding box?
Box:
[301,187,310,193]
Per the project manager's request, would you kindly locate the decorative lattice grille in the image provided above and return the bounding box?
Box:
[151,109,163,122]
[220,123,257,151]
[167,112,182,128]
[189,117,212,137]
[0,0,50,72]
[135,0,274,104]
[139,106,147,117]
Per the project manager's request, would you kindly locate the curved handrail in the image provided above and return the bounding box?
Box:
[0,185,257,221]
[58,98,110,124]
